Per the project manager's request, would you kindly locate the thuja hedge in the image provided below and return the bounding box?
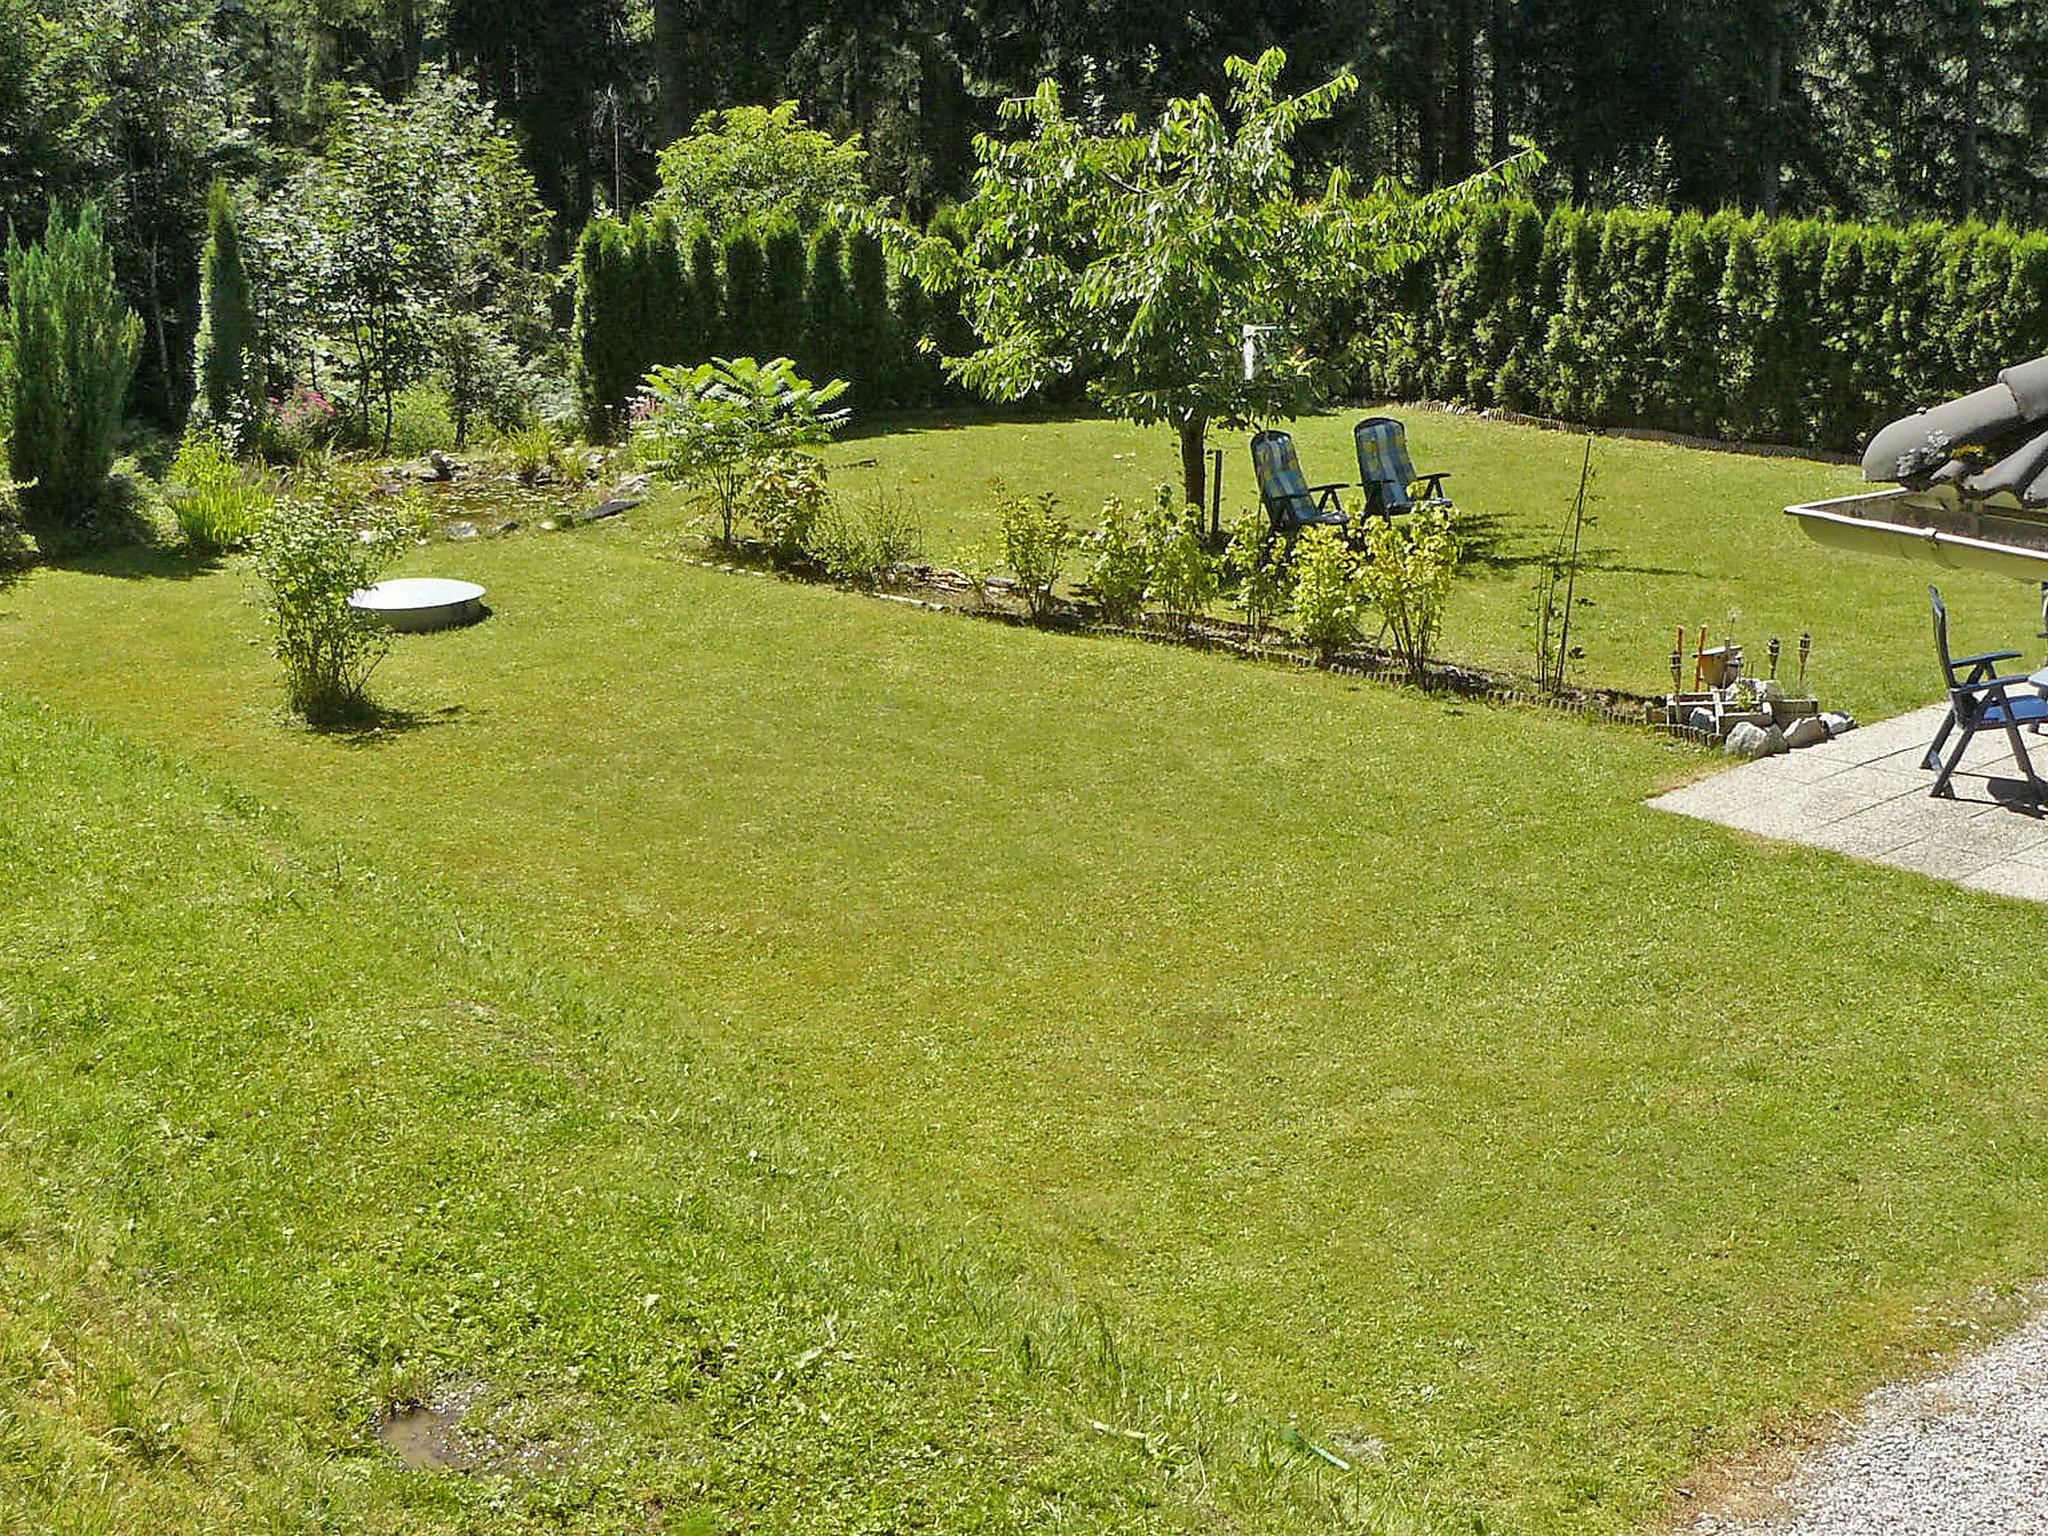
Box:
[572,213,962,438]
[1331,202,2048,452]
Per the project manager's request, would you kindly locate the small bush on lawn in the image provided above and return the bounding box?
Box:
[1083,495,1149,624]
[1142,489,1218,634]
[251,476,407,725]
[744,453,830,566]
[1357,508,1462,685]
[994,483,1073,620]
[814,490,923,588]
[1224,506,1289,638]
[635,355,849,546]
[166,429,272,553]
[1290,523,1363,657]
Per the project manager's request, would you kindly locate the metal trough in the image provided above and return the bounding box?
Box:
[1785,489,2048,584]
[348,577,488,632]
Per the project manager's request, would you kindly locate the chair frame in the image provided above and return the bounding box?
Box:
[1354,415,1451,518]
[1250,429,1350,537]
[1923,585,2048,799]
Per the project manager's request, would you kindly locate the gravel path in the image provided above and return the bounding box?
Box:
[1690,1307,2048,1534]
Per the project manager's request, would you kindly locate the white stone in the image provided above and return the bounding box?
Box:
[1822,711,1858,738]
[1724,721,1777,758]
[1784,715,1829,749]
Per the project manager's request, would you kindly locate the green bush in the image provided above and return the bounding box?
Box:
[814,490,924,587]
[1289,524,1362,657]
[1224,506,1289,637]
[165,429,271,553]
[1356,509,1462,686]
[994,484,1073,620]
[250,477,406,725]
[743,452,830,565]
[1337,199,2048,451]
[1082,494,1150,624]
[3,204,140,535]
[1142,490,1219,635]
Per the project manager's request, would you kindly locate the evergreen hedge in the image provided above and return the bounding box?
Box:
[573,214,964,438]
[1331,202,2048,452]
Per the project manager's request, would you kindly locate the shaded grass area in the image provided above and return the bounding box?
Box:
[820,407,2029,721]
[8,478,2048,1533]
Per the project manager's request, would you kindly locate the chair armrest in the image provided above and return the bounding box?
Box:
[1951,673,2038,695]
[1411,471,1450,499]
[1954,649,2022,667]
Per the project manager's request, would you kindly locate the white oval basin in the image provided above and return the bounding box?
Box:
[349,577,488,632]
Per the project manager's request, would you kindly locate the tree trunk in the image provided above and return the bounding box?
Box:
[1759,30,1783,214]
[652,0,691,144]
[1489,0,1512,163]
[1452,0,1477,179]
[1178,418,1208,514]
[1959,0,1982,216]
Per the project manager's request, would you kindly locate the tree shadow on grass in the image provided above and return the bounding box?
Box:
[323,701,472,749]
[44,542,227,582]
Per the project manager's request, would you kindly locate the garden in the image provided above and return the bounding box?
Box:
[7,20,2048,1536]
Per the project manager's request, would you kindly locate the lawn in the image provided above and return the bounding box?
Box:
[6,412,2048,1534]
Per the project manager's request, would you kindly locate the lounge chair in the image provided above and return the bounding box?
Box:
[1923,585,2048,799]
[1354,417,1451,518]
[1251,429,1348,535]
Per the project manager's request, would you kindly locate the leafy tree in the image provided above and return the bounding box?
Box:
[3,204,140,533]
[653,102,868,234]
[260,70,550,451]
[889,49,1514,511]
[191,181,264,444]
[634,355,851,545]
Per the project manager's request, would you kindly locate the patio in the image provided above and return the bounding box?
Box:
[1651,703,2048,903]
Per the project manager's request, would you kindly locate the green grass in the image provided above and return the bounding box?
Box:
[824,406,2026,721]
[6,413,2048,1533]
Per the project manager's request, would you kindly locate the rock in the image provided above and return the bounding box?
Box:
[1761,678,1787,703]
[492,519,521,537]
[1724,721,1788,758]
[1784,715,1829,749]
[445,520,480,541]
[612,472,652,497]
[1823,710,1858,738]
[581,497,639,522]
[1687,706,1716,732]
[426,449,454,481]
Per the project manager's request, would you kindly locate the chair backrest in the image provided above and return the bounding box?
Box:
[1355,416,1420,513]
[1931,585,1960,690]
[1251,430,1316,528]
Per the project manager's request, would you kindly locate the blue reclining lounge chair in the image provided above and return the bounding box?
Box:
[1354,416,1451,518]
[1251,429,1349,536]
[1923,585,2048,799]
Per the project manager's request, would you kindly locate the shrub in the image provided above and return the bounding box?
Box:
[1289,524,1362,657]
[1224,505,1289,637]
[743,452,830,565]
[3,203,141,534]
[1082,495,1150,624]
[250,478,407,724]
[995,484,1073,620]
[1142,490,1219,634]
[1357,508,1463,686]
[505,419,568,485]
[634,355,850,545]
[265,386,341,462]
[165,429,271,553]
[191,180,264,445]
[814,491,924,588]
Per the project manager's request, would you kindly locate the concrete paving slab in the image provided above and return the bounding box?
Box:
[1648,702,2048,904]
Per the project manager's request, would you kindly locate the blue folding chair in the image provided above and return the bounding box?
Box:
[1250,430,1348,535]
[1354,416,1451,517]
[1923,586,2048,798]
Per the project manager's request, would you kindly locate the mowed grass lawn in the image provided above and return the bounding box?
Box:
[826,406,2027,720]
[6,414,2048,1533]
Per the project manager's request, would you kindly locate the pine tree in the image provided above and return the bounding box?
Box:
[190,180,264,444]
[3,203,141,534]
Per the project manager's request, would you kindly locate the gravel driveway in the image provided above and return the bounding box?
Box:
[1687,1306,2048,1534]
